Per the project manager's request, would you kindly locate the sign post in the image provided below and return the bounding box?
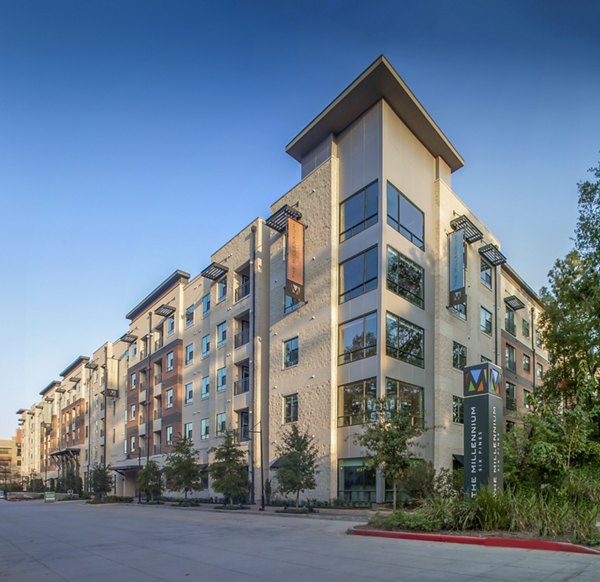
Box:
[463,362,503,498]
[44,491,56,503]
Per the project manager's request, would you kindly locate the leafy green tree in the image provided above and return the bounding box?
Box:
[275,424,319,508]
[354,398,424,510]
[138,460,163,502]
[90,463,112,501]
[164,436,202,500]
[208,430,248,505]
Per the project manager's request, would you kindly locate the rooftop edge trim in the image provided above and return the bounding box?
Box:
[126,270,190,321]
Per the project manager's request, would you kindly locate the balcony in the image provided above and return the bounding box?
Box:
[139,389,147,404]
[153,443,162,456]
[154,338,163,351]
[153,418,162,432]
[139,424,146,437]
[235,281,250,302]
[154,373,162,393]
[234,329,250,349]
[234,378,250,395]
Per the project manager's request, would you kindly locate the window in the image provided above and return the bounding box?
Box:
[202,293,210,315]
[201,376,209,399]
[338,312,377,365]
[131,342,137,358]
[523,354,531,373]
[480,260,492,288]
[284,337,299,368]
[506,382,516,410]
[217,277,227,302]
[506,420,515,432]
[130,404,136,420]
[339,181,378,242]
[480,307,492,335]
[387,182,424,250]
[167,316,175,336]
[536,363,543,380]
[284,292,300,314]
[131,372,137,391]
[284,394,298,423]
[125,349,129,362]
[130,436,136,452]
[185,382,193,404]
[202,334,210,356]
[185,343,194,365]
[217,367,227,391]
[452,342,467,370]
[505,308,516,336]
[184,422,193,440]
[387,247,424,308]
[535,330,542,348]
[200,418,209,440]
[186,304,195,327]
[385,378,424,427]
[166,426,173,445]
[522,319,530,338]
[167,351,174,371]
[216,412,227,436]
[524,389,533,410]
[217,322,227,346]
[505,344,516,373]
[386,313,424,368]
[452,396,464,424]
[339,246,378,303]
[338,459,376,502]
[166,388,173,409]
[338,378,377,427]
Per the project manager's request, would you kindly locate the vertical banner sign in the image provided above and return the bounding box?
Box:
[286,217,304,302]
[449,229,466,308]
[463,362,503,498]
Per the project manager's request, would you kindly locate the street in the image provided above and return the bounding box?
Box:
[0,500,597,581]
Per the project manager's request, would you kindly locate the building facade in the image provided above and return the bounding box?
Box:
[15,56,549,502]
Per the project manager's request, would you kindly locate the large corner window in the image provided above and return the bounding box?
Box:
[505,344,516,373]
[338,459,376,502]
[387,246,424,308]
[480,259,492,288]
[387,182,424,250]
[339,246,378,304]
[386,312,424,368]
[338,312,377,365]
[385,378,424,427]
[338,377,377,427]
[505,308,516,336]
[340,181,378,242]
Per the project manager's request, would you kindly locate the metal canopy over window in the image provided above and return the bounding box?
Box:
[478,244,507,266]
[450,215,483,243]
[201,262,229,281]
[505,295,526,311]
[265,204,302,232]
[120,333,138,344]
[155,304,176,317]
[84,362,98,370]
[69,376,80,383]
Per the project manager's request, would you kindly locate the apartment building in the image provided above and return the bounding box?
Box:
[16,55,549,503]
[0,432,21,487]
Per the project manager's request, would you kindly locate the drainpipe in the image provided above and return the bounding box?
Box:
[531,306,536,391]
[494,266,499,366]
[249,225,257,505]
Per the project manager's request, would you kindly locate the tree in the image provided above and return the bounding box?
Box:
[164,436,202,500]
[208,430,248,505]
[354,398,424,510]
[90,463,112,501]
[138,460,163,502]
[275,424,319,508]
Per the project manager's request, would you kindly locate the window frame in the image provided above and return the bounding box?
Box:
[217,277,227,302]
[283,336,299,368]
[217,367,227,391]
[338,311,377,365]
[338,377,377,427]
[184,422,193,440]
[452,395,464,424]
[385,312,425,368]
[386,246,425,309]
[201,376,209,399]
[185,343,194,365]
[480,306,492,335]
[185,304,195,327]
[339,180,378,242]
[216,412,227,436]
[284,393,299,423]
[452,341,467,370]
[386,181,425,250]
[339,245,378,304]
[202,293,210,315]
[217,321,227,347]
[385,377,424,427]
[166,388,174,409]
[185,382,193,404]
[201,334,210,356]
[166,351,174,371]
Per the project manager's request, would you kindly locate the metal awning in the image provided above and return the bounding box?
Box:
[49,447,80,458]
[120,333,138,344]
[452,454,464,467]
[201,262,229,281]
[111,465,142,475]
[84,362,98,370]
[450,215,483,243]
[479,244,507,266]
[504,295,526,311]
[265,205,302,233]
[155,304,176,317]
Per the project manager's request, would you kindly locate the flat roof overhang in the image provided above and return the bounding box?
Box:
[285,55,464,172]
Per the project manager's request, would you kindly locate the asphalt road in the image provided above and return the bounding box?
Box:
[0,500,598,581]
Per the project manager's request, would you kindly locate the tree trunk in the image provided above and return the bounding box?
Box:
[393,483,397,511]
[184,488,188,500]
[296,490,300,509]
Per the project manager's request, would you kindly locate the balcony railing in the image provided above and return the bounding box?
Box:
[234,427,250,442]
[235,281,250,302]
[234,378,250,395]
[234,329,250,348]
[154,373,162,385]
[153,444,161,455]
[154,338,163,351]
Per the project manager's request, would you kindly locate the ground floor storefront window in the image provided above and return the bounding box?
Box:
[338,458,375,502]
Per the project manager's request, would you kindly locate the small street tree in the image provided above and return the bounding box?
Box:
[164,436,202,500]
[275,424,319,508]
[208,430,248,506]
[354,398,424,510]
[90,463,112,501]
[138,460,163,502]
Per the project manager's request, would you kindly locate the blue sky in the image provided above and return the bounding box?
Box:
[1,0,599,437]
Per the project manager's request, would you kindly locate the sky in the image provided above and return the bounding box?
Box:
[1,0,599,438]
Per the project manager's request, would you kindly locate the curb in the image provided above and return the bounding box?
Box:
[349,528,600,555]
